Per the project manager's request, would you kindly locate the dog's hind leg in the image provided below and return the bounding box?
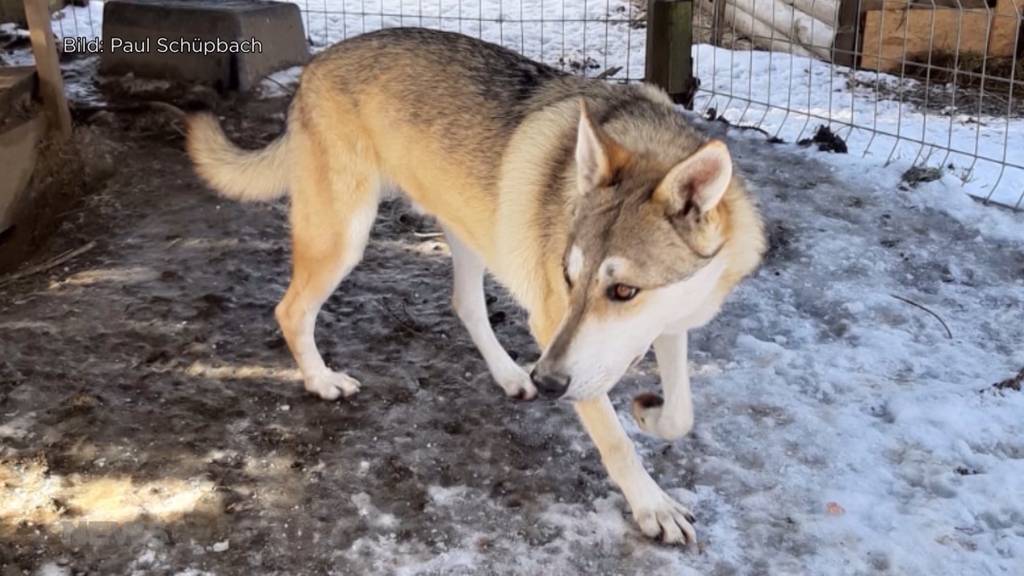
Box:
[275,128,380,400]
[444,228,537,400]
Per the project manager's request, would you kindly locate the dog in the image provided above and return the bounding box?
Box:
[186,27,766,545]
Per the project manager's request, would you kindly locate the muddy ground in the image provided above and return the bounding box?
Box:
[0,91,682,575]
[2,83,1022,575]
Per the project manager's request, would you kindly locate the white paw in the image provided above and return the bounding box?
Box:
[494,365,537,400]
[305,370,361,400]
[632,491,697,546]
[631,393,692,441]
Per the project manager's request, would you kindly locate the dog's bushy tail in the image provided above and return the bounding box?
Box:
[186,113,290,202]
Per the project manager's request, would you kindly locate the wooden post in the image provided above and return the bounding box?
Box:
[646,0,698,109]
[22,0,72,139]
[832,0,862,68]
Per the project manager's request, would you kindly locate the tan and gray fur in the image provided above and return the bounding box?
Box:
[187,28,766,546]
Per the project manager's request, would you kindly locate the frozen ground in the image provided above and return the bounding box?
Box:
[1,2,1023,574]
[1,76,1022,574]
[692,45,1024,209]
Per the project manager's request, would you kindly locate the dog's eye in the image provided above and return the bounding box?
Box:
[608,284,639,302]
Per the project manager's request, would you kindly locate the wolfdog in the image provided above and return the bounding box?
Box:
[187,27,766,545]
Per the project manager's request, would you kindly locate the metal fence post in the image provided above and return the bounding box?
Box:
[645,0,697,109]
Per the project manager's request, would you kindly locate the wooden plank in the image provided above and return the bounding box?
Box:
[0,66,37,124]
[711,0,726,45]
[989,0,1022,59]
[22,0,71,139]
[0,113,47,233]
[860,0,990,10]
[832,0,863,67]
[860,7,993,72]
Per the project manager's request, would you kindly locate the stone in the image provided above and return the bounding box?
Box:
[100,0,308,92]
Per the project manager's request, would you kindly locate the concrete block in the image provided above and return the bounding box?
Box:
[100,0,308,92]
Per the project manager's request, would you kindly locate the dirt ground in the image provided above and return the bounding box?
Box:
[0,89,677,575]
[2,78,1023,575]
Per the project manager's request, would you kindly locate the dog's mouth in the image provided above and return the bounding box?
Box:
[561,353,648,402]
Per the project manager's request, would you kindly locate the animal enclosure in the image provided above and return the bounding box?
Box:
[3,1,1023,574]
[42,0,1024,209]
[694,0,1023,208]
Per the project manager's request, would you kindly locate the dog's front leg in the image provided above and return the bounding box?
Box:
[445,228,537,400]
[575,395,696,545]
[631,331,694,441]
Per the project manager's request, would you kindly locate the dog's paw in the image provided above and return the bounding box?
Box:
[305,371,361,400]
[495,366,537,401]
[631,393,692,441]
[632,492,697,546]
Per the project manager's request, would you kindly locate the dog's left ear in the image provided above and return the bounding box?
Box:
[654,140,732,216]
[575,99,630,194]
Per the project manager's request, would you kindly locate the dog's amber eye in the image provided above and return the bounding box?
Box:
[608,284,639,302]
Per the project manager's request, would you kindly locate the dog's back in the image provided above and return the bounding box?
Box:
[304,28,570,198]
[189,29,694,250]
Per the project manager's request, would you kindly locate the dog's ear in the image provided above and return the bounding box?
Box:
[575,100,629,194]
[653,140,732,216]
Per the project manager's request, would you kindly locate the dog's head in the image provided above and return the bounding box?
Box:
[530,101,747,401]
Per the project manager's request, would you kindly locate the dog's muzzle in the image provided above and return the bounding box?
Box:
[530,366,570,399]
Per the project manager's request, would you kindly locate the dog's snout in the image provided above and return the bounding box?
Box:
[530,367,571,399]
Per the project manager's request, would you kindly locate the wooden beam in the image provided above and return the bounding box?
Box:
[22,0,71,139]
[832,0,863,68]
[0,66,37,122]
[860,0,990,10]
[646,0,698,108]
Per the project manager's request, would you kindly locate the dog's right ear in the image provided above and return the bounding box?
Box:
[575,100,629,195]
[653,140,732,217]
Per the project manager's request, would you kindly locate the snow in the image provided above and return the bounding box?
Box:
[50,0,1022,208]
[33,563,69,576]
[670,124,1024,574]
[210,540,230,553]
[7,1,1023,574]
[357,126,1022,574]
[51,0,646,79]
[692,45,1024,209]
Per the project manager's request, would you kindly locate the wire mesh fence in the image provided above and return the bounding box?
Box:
[43,0,649,80]
[692,0,1024,209]
[14,0,1024,208]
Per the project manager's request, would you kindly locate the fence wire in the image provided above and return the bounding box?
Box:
[19,0,1024,209]
[43,0,647,80]
[693,0,1024,209]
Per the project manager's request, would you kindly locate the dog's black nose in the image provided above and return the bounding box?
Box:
[530,367,570,399]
